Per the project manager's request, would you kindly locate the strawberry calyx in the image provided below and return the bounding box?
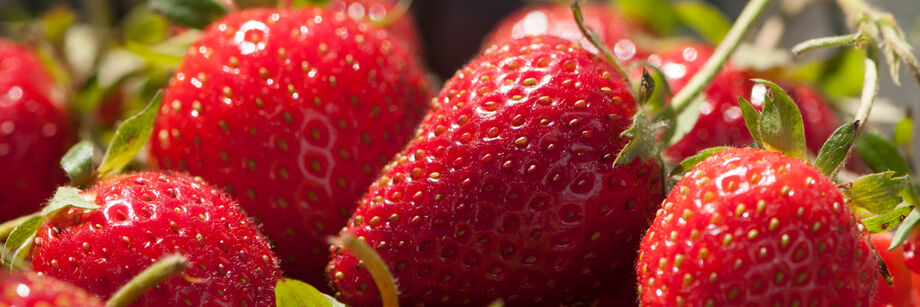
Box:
[275,278,347,307]
[105,255,189,307]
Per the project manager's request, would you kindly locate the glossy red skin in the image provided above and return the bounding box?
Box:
[150,8,431,284]
[872,232,916,307]
[484,3,643,64]
[328,35,664,306]
[0,39,73,220]
[637,148,878,306]
[31,173,281,306]
[326,0,423,55]
[0,271,103,307]
[639,43,715,94]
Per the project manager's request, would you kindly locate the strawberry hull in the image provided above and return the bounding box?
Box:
[328,35,664,306]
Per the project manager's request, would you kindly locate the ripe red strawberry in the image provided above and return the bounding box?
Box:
[871,232,917,307]
[0,271,103,306]
[327,35,664,306]
[30,172,281,306]
[0,39,73,219]
[149,8,432,284]
[640,43,715,94]
[326,0,423,54]
[484,2,643,63]
[637,148,878,306]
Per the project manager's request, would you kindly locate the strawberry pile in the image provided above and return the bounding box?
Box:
[0,0,917,306]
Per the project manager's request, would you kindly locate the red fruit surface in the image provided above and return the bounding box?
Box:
[326,0,423,54]
[872,232,917,307]
[484,3,643,63]
[0,39,73,219]
[0,271,103,307]
[637,148,878,306]
[328,35,664,306]
[30,172,281,306]
[150,8,431,284]
[640,43,715,94]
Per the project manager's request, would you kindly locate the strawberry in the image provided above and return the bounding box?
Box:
[0,39,73,219]
[29,172,281,306]
[871,232,917,307]
[149,7,432,284]
[637,148,878,306]
[484,2,643,63]
[0,271,103,307]
[327,35,664,306]
[326,0,423,54]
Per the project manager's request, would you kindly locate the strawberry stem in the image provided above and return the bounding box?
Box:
[851,49,880,143]
[791,32,864,55]
[571,1,635,99]
[332,234,399,307]
[105,255,188,307]
[669,0,771,115]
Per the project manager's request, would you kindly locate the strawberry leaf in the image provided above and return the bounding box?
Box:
[60,141,95,187]
[814,121,860,178]
[236,0,279,9]
[42,187,100,216]
[97,92,162,179]
[856,131,911,175]
[149,0,228,30]
[843,171,910,215]
[753,79,807,161]
[669,146,730,177]
[615,108,659,166]
[673,1,730,44]
[893,117,913,148]
[737,96,762,148]
[616,0,680,34]
[860,203,913,233]
[275,278,346,307]
[3,215,43,268]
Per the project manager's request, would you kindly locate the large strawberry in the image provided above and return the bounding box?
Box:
[0,271,103,306]
[871,232,917,307]
[149,7,432,283]
[637,147,878,305]
[0,39,73,219]
[327,35,664,306]
[484,2,643,63]
[29,172,281,306]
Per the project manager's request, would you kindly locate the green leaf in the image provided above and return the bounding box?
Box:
[754,79,807,161]
[737,96,762,148]
[275,278,346,307]
[42,187,100,216]
[124,42,184,69]
[97,92,162,178]
[60,141,95,187]
[3,215,44,268]
[237,0,279,9]
[856,131,911,176]
[122,7,169,45]
[669,146,730,177]
[40,5,76,44]
[614,0,679,34]
[892,208,920,250]
[894,117,913,148]
[860,204,913,233]
[791,48,866,99]
[149,0,228,30]
[843,171,910,215]
[661,95,704,148]
[673,1,730,43]
[291,0,331,7]
[614,108,659,166]
[814,121,860,178]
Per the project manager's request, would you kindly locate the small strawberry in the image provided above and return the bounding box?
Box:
[0,271,103,307]
[149,7,432,284]
[871,232,917,307]
[484,2,643,63]
[0,39,73,219]
[637,147,878,306]
[327,35,664,306]
[29,172,281,306]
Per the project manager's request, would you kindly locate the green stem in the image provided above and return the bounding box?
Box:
[854,50,880,139]
[0,213,38,241]
[105,255,188,307]
[791,32,863,55]
[669,0,771,115]
[333,234,399,307]
[571,1,635,100]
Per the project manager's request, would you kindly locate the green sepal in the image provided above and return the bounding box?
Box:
[737,96,762,148]
[814,121,860,178]
[149,0,228,30]
[668,146,730,177]
[843,171,910,215]
[859,203,912,233]
[673,1,730,44]
[60,141,95,187]
[275,278,346,307]
[614,108,659,167]
[892,209,920,250]
[41,187,101,216]
[97,92,162,179]
[753,79,808,161]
